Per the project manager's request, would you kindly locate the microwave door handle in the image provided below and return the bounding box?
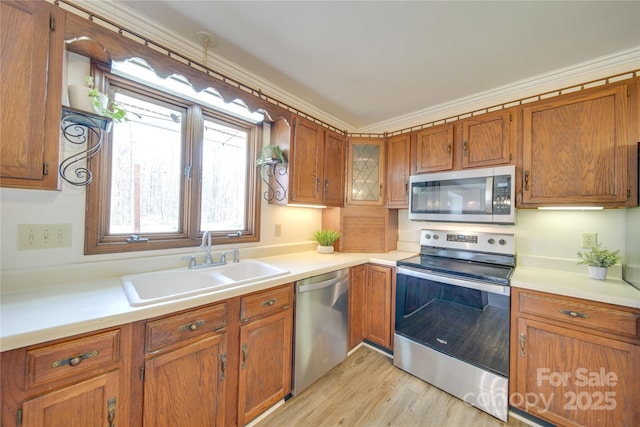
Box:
[485,177,494,214]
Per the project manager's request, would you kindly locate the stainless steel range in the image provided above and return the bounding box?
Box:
[394,229,515,421]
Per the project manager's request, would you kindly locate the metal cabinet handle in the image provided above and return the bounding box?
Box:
[261,298,277,307]
[241,343,248,370]
[559,309,589,319]
[463,141,468,157]
[107,397,116,427]
[220,352,227,380]
[180,319,205,332]
[51,350,98,368]
[524,171,530,191]
[447,143,452,157]
[519,333,526,358]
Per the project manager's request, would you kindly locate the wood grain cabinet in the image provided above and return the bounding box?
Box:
[413,110,514,174]
[414,123,455,173]
[237,284,293,426]
[348,264,395,351]
[520,80,636,207]
[0,0,64,190]
[1,325,133,427]
[510,288,640,427]
[386,133,411,208]
[141,303,228,427]
[347,137,386,205]
[270,115,346,207]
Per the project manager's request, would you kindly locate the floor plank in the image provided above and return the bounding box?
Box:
[256,346,531,427]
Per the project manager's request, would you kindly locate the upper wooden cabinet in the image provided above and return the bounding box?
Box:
[270,115,346,207]
[459,109,513,169]
[414,124,455,173]
[386,133,411,208]
[0,0,64,190]
[520,81,635,207]
[347,137,386,205]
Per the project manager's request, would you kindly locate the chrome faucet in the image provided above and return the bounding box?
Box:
[201,230,214,264]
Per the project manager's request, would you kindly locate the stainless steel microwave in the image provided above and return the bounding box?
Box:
[409,165,516,224]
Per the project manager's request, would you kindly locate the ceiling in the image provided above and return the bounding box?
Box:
[119,1,639,130]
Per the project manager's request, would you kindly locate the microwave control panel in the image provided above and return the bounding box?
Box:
[493,175,512,214]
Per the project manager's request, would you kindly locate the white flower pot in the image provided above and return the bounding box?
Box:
[588,266,608,281]
[316,245,334,254]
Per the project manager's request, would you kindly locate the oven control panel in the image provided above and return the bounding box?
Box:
[420,229,515,255]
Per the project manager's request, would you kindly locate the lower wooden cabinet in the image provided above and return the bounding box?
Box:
[348,264,395,351]
[510,288,640,427]
[237,285,293,426]
[1,325,133,427]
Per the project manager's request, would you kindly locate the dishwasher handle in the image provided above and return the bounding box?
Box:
[297,277,341,293]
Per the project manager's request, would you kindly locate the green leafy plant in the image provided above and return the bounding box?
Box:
[257,144,287,165]
[312,229,341,246]
[577,244,621,268]
[86,76,128,123]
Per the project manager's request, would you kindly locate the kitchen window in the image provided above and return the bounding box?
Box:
[85,63,261,254]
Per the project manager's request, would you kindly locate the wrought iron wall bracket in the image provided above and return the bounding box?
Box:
[257,159,288,202]
[59,106,112,186]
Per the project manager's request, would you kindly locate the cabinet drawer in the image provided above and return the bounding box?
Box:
[146,303,226,354]
[241,285,292,322]
[26,329,121,388]
[518,291,640,339]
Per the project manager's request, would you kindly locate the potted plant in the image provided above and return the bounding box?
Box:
[256,144,287,166]
[68,77,128,123]
[577,244,621,280]
[312,229,341,254]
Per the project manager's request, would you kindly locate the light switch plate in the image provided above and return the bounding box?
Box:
[18,224,72,250]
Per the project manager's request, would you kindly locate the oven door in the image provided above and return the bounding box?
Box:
[395,266,510,377]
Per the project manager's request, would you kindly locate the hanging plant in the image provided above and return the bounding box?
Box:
[85,76,129,123]
[257,144,287,165]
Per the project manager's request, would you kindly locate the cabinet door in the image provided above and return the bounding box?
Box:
[323,130,346,207]
[460,110,512,169]
[414,124,454,173]
[0,0,63,189]
[348,264,367,350]
[365,265,394,350]
[521,84,629,207]
[386,134,411,208]
[347,138,385,205]
[238,309,293,426]
[22,370,120,427]
[143,333,226,427]
[290,116,323,204]
[514,318,639,427]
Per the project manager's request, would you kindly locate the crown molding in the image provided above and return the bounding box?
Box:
[358,46,640,134]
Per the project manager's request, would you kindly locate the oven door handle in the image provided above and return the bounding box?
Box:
[397,266,510,296]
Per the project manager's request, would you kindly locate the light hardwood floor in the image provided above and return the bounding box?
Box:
[255,345,532,427]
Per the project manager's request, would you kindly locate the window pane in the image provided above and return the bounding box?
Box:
[109,92,184,234]
[201,119,248,231]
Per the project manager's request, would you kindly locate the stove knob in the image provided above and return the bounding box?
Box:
[433,234,439,240]
[488,238,495,244]
[424,234,431,240]
[499,239,507,246]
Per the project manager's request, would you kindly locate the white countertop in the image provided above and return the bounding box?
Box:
[511,256,640,309]
[3,250,639,353]
[0,250,413,352]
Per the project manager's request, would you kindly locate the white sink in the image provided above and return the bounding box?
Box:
[121,260,289,306]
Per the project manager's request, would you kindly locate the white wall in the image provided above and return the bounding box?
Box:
[398,208,629,262]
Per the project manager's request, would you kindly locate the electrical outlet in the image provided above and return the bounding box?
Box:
[275,223,282,237]
[581,232,597,248]
[18,224,72,250]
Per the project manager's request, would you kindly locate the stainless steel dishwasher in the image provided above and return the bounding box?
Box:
[292,268,349,396]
